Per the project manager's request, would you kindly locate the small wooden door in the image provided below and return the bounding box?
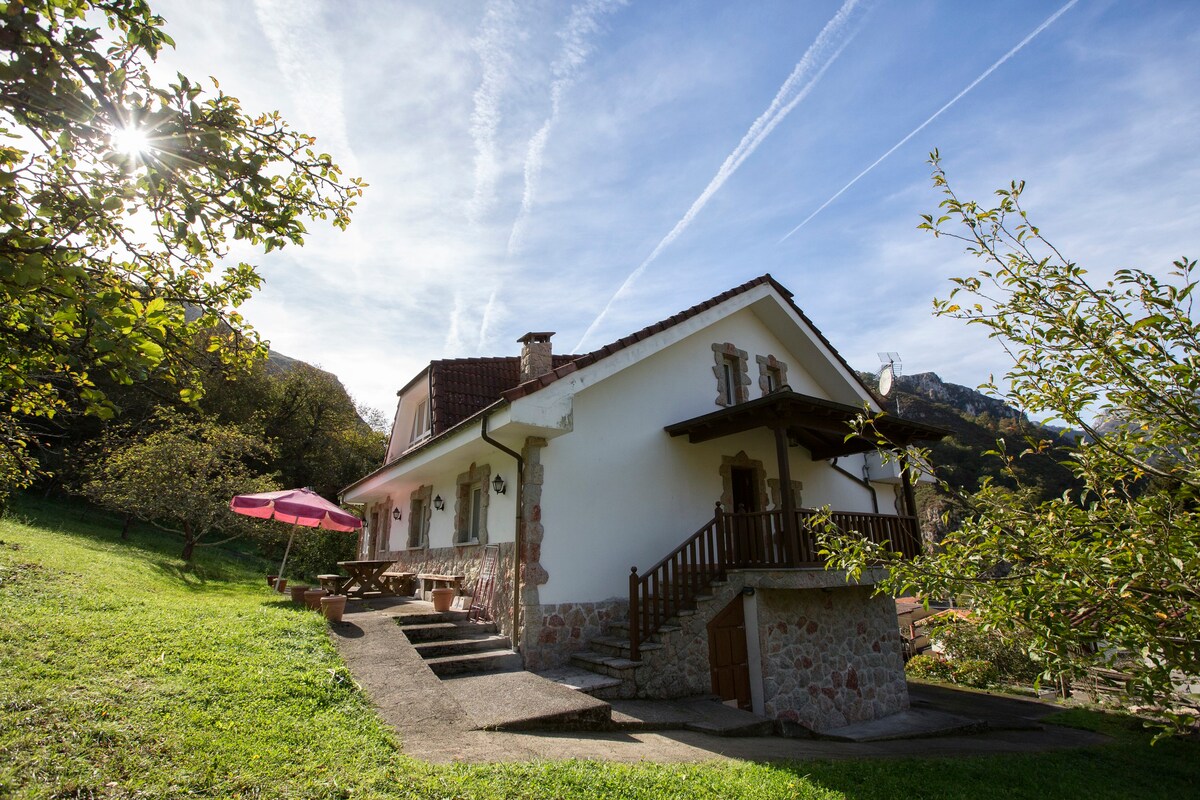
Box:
[708,596,751,709]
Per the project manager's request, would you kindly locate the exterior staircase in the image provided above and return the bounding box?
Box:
[566,578,731,700]
[395,609,523,678]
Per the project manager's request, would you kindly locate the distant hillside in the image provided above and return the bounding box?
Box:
[857,371,1080,535]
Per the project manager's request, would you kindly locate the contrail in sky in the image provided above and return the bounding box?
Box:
[574,0,870,351]
[507,0,626,256]
[467,0,520,226]
[778,0,1080,242]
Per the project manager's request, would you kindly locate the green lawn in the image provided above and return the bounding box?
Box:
[1,499,1195,799]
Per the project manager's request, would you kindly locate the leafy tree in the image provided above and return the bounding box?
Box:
[0,0,364,501]
[200,359,386,498]
[84,408,277,559]
[824,154,1200,731]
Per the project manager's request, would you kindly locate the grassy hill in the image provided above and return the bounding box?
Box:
[2,499,1194,799]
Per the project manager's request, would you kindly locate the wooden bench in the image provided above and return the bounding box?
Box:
[381,571,416,596]
[417,573,464,598]
[317,574,345,593]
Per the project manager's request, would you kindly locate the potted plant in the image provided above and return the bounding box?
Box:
[431,587,455,613]
[303,587,327,610]
[321,594,347,623]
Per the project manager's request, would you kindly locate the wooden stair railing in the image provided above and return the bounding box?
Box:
[628,503,921,659]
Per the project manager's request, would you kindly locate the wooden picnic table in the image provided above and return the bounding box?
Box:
[335,559,394,597]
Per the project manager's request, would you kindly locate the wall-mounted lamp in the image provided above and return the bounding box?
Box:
[492,474,507,495]
[433,494,445,511]
[391,507,401,522]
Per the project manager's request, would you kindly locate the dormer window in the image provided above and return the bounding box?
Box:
[757,354,790,396]
[712,343,749,407]
[409,398,429,444]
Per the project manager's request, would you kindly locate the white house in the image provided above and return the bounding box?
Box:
[341,275,945,732]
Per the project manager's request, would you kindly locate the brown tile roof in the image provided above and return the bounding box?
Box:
[429,355,579,434]
[501,273,874,402]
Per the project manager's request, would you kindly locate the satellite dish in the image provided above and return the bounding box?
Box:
[878,364,894,396]
[876,352,902,397]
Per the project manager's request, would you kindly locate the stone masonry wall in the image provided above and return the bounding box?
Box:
[758,586,908,731]
[521,599,627,672]
[388,543,516,640]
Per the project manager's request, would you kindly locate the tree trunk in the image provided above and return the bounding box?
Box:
[121,514,133,541]
[181,521,196,561]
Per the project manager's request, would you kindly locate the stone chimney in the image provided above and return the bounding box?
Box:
[518,332,555,382]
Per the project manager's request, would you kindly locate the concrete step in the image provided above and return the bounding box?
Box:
[413,634,512,659]
[393,609,470,626]
[398,620,495,643]
[609,697,774,737]
[426,648,524,678]
[440,670,612,731]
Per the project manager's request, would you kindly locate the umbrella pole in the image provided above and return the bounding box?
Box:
[278,526,298,581]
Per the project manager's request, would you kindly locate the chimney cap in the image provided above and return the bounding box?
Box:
[517,331,555,344]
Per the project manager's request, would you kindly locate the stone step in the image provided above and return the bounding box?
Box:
[589,634,662,659]
[569,650,642,679]
[606,621,681,640]
[397,620,496,643]
[394,610,470,626]
[535,665,624,696]
[426,648,524,678]
[413,634,511,659]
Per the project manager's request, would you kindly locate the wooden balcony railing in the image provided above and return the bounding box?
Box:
[628,503,920,659]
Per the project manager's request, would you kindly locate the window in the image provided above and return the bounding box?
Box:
[407,485,432,548]
[408,499,426,548]
[409,398,429,443]
[467,484,483,542]
[756,354,790,397]
[454,463,490,545]
[712,343,749,407]
[722,357,738,405]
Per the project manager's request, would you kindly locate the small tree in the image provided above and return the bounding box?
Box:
[85,409,278,559]
[823,153,1200,731]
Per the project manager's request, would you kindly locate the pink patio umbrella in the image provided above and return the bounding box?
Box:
[230,487,362,581]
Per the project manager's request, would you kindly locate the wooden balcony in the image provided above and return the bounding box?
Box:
[627,504,920,659]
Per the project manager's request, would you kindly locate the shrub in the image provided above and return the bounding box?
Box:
[930,616,1042,684]
[906,653,953,681]
[951,658,1000,688]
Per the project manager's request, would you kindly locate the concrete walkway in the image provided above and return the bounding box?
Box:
[328,598,1108,764]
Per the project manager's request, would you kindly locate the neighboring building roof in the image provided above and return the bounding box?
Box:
[428,355,579,435]
[501,273,872,402]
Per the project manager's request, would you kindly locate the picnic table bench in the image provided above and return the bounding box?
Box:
[381,571,416,596]
[417,572,464,598]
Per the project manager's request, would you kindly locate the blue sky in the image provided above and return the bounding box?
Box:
[152,0,1200,419]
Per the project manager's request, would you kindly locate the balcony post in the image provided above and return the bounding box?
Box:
[772,422,798,565]
[899,450,921,556]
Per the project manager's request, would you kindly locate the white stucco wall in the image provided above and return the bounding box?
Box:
[535,306,898,605]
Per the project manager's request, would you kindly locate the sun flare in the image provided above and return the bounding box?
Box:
[111,126,151,157]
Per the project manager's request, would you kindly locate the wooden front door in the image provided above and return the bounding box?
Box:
[708,596,751,709]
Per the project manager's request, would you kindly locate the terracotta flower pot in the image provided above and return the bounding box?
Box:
[274,578,288,593]
[289,585,311,604]
[267,574,278,587]
[431,587,455,613]
[321,594,347,623]
[304,588,327,610]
